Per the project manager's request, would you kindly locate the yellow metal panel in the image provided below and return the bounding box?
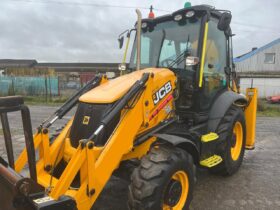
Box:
[122,137,157,161]
[245,88,258,149]
[73,84,148,209]
[30,120,73,197]
[50,145,87,199]
[15,132,43,172]
[80,161,88,187]
[42,131,51,168]
[63,138,77,162]
[38,170,59,189]
[19,69,177,210]
[79,68,174,104]
[199,22,209,87]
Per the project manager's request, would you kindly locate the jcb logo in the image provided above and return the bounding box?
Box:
[83,116,90,125]
[153,81,172,105]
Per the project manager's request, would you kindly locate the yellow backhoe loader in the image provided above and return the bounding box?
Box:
[0,4,257,210]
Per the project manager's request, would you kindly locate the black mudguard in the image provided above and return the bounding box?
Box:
[207,91,247,132]
[154,133,200,164]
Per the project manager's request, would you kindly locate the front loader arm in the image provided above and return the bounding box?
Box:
[0,75,107,210]
[0,71,173,210]
[49,73,152,209]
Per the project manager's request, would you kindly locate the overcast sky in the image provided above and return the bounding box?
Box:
[0,0,279,63]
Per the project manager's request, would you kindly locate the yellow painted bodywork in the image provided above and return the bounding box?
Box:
[245,88,258,149]
[11,16,259,209]
[199,22,209,88]
[14,68,177,210]
[80,68,174,104]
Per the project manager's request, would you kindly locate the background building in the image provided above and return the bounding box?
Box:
[0,59,120,97]
[234,38,280,98]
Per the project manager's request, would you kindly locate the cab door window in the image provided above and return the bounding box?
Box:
[201,19,227,110]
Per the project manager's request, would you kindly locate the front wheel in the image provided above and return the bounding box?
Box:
[128,145,196,210]
[211,105,246,176]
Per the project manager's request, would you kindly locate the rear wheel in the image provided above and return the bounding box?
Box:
[211,105,246,176]
[128,145,195,210]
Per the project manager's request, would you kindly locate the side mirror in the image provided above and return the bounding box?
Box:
[218,12,232,31]
[118,63,127,71]
[185,56,199,66]
[118,36,124,49]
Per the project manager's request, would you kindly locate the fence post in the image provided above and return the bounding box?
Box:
[58,76,60,96]
[48,76,52,101]
[45,75,48,103]
[11,76,15,95]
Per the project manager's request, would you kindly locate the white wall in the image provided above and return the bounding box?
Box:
[240,78,280,98]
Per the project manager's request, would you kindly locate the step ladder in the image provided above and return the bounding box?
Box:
[200,155,223,168]
[201,132,219,143]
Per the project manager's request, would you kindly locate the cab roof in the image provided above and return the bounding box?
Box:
[139,5,229,25]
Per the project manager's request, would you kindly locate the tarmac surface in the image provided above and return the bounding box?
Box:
[0,105,279,210]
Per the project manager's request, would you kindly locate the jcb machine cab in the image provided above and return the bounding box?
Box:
[0,4,257,210]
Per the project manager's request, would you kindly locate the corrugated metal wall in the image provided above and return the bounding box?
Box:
[235,39,280,98]
[0,76,59,96]
[236,42,280,72]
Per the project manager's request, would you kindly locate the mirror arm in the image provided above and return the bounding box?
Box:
[122,35,131,64]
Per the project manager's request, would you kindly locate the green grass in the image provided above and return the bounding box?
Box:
[257,99,280,117]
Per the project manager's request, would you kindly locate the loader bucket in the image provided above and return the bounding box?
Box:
[0,157,76,210]
[0,157,45,210]
[0,96,77,210]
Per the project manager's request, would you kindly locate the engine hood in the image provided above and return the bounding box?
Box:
[79,68,175,104]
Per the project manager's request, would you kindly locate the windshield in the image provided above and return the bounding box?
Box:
[129,18,202,70]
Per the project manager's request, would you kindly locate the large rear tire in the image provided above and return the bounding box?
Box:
[210,105,246,176]
[128,145,195,210]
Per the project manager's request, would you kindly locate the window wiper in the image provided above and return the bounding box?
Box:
[168,35,191,68]
[168,51,186,68]
[156,29,166,67]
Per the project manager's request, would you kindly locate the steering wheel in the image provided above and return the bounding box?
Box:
[160,58,175,67]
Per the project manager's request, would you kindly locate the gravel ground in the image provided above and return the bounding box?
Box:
[0,105,280,210]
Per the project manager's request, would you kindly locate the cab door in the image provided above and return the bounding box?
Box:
[199,18,228,111]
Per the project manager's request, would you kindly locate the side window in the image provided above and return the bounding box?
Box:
[201,19,227,109]
[141,36,151,64]
[133,36,151,65]
[264,53,275,64]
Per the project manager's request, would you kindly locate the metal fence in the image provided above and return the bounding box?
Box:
[0,76,59,96]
